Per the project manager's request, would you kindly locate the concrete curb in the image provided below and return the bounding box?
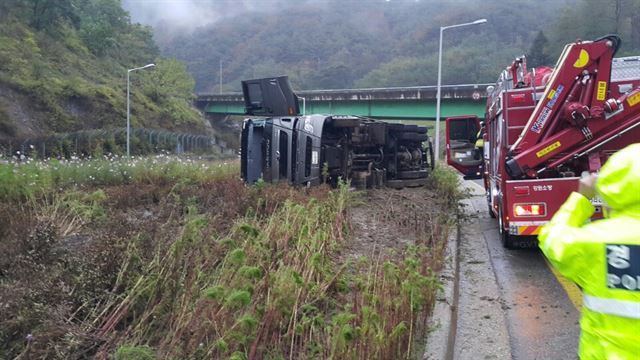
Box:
[422,221,460,360]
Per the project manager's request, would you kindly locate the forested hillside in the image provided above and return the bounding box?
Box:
[152,0,640,93]
[0,0,204,142]
[2,0,639,140]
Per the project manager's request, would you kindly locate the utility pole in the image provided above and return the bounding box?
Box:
[219,59,223,94]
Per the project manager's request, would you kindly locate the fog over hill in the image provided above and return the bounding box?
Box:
[122,0,639,92]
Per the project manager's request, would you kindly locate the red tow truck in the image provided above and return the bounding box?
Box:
[446,35,640,248]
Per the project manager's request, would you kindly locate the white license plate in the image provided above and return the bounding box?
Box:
[454,151,472,159]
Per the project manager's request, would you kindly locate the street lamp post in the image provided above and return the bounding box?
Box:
[127,63,155,157]
[434,18,487,161]
[299,96,306,115]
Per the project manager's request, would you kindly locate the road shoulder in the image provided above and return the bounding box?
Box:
[421,221,460,360]
[453,193,512,359]
[422,179,512,360]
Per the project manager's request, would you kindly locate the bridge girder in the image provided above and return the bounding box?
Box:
[196,84,490,120]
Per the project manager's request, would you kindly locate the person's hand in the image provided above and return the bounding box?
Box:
[578,173,597,199]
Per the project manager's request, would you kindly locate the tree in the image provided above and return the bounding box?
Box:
[27,0,80,32]
[528,30,551,68]
[79,0,130,55]
[139,58,195,103]
[549,0,640,56]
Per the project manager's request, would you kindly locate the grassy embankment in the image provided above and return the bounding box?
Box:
[0,1,204,145]
[0,156,464,359]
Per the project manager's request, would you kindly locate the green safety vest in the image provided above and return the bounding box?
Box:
[539,144,640,360]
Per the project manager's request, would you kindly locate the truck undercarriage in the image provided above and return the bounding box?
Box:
[241,77,434,188]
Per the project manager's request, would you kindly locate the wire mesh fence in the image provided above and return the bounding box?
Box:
[612,56,640,81]
[0,127,236,159]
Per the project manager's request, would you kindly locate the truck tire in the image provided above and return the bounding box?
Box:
[396,132,429,142]
[397,170,428,179]
[498,206,514,249]
[386,178,428,189]
[425,139,435,171]
[398,124,418,132]
[390,124,428,133]
[387,123,405,131]
[487,193,496,218]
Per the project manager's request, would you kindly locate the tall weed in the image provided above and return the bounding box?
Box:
[1,159,464,360]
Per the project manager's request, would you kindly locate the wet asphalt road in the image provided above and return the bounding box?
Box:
[467,180,581,359]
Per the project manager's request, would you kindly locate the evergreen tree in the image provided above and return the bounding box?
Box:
[528,30,550,68]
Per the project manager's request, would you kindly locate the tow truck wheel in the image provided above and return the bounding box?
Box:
[487,193,496,219]
[489,204,497,218]
[498,206,514,249]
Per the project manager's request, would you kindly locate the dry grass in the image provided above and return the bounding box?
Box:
[0,160,464,359]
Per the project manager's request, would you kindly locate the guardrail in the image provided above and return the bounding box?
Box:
[1,127,236,159]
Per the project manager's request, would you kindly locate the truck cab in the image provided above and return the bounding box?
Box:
[241,77,324,186]
[241,117,323,186]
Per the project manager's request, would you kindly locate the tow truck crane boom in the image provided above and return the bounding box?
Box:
[505,35,640,178]
[445,35,640,248]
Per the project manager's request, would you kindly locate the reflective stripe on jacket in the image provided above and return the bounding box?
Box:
[539,143,640,360]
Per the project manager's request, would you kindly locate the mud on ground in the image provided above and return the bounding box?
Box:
[345,186,451,269]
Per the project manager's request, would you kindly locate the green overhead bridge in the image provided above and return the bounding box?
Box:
[196,83,491,120]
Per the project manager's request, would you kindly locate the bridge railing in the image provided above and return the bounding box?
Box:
[196,83,493,102]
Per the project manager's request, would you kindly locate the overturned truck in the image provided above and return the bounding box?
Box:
[240,77,434,188]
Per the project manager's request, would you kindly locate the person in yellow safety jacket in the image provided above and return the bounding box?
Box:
[474,122,485,160]
[539,143,640,360]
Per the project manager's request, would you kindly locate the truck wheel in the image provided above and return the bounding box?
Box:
[397,170,428,179]
[498,206,514,249]
[487,193,496,219]
[425,139,435,170]
[501,229,514,249]
[395,132,429,142]
[397,124,419,132]
[488,204,497,218]
[386,178,428,189]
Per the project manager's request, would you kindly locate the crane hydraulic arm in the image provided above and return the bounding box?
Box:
[505,35,640,178]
